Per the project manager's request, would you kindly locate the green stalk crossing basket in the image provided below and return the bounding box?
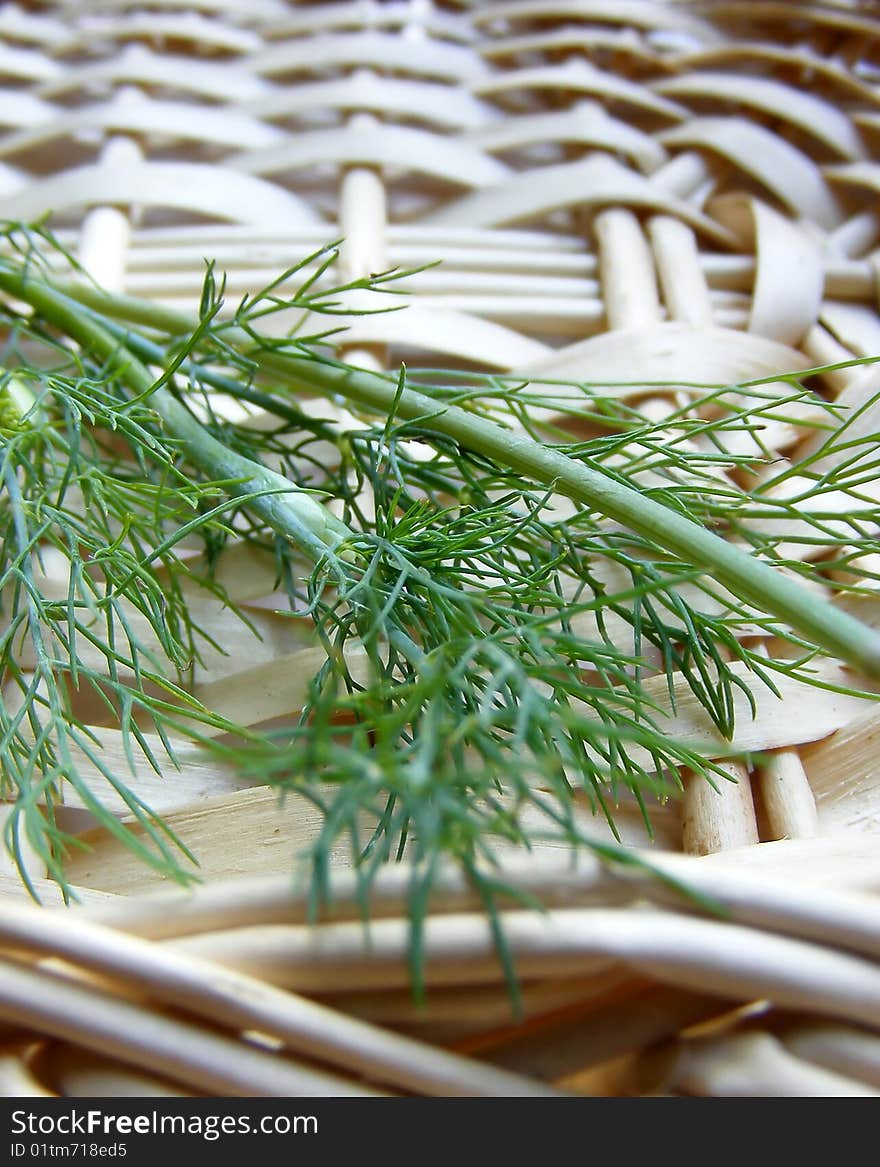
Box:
[2,0,880,1097]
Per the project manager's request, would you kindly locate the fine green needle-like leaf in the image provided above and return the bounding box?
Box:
[1,221,878,944]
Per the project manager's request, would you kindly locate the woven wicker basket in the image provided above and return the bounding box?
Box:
[3,0,880,1098]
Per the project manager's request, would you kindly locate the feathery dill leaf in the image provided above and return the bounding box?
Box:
[0,221,878,930]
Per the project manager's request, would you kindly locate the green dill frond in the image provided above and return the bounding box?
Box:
[0,220,878,922]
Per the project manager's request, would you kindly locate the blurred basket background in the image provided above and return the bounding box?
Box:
[3,0,880,1097]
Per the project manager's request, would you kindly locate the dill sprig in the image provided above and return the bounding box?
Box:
[1,222,879,922]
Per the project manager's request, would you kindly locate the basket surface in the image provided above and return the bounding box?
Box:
[2,0,880,1098]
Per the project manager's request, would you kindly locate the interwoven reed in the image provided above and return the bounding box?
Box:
[2,0,880,1097]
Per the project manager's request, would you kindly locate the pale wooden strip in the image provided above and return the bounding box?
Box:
[164,906,880,1031]
[76,140,135,368]
[320,969,629,1032]
[77,200,132,295]
[471,0,719,37]
[0,1046,55,1097]
[711,194,825,346]
[123,221,588,254]
[166,860,880,992]
[0,958,372,1097]
[195,641,876,761]
[681,762,759,855]
[635,658,877,761]
[472,60,687,121]
[802,321,864,395]
[696,836,880,890]
[190,604,318,685]
[269,2,471,39]
[426,155,736,243]
[81,842,880,951]
[660,117,843,230]
[0,88,58,130]
[821,300,880,358]
[379,266,602,301]
[595,208,661,330]
[40,1044,196,1097]
[231,123,510,187]
[252,31,488,83]
[90,259,872,324]
[249,72,498,130]
[731,470,880,564]
[117,237,594,277]
[176,542,286,604]
[521,321,808,384]
[801,705,880,836]
[62,786,367,893]
[648,150,714,199]
[827,210,880,259]
[0,93,284,160]
[338,114,389,374]
[101,233,875,300]
[117,289,712,337]
[784,1022,880,1090]
[655,72,866,160]
[664,1029,878,1096]
[802,698,880,799]
[467,103,667,172]
[95,268,608,319]
[276,297,552,369]
[649,215,714,326]
[755,749,819,841]
[0,4,69,47]
[0,904,558,1098]
[111,0,310,24]
[826,164,880,225]
[58,727,264,817]
[477,26,688,68]
[0,874,117,906]
[0,161,321,226]
[191,642,368,732]
[68,12,263,55]
[0,45,62,85]
[36,51,271,103]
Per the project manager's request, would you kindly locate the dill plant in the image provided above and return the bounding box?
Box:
[1,222,879,920]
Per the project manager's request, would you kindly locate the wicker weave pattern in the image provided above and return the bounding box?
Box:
[2,0,880,1097]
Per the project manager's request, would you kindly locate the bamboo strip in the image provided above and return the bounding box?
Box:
[595,206,661,330]
[314,969,633,1032]
[755,749,819,841]
[158,907,880,1031]
[0,958,378,1097]
[0,1045,55,1097]
[649,215,714,327]
[0,901,560,1097]
[653,71,867,159]
[782,1021,880,1090]
[681,761,759,855]
[36,1044,198,1098]
[63,785,370,893]
[660,1029,879,1096]
[81,843,880,952]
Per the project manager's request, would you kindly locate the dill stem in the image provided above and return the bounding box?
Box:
[7,267,880,681]
[267,356,880,683]
[0,269,353,565]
